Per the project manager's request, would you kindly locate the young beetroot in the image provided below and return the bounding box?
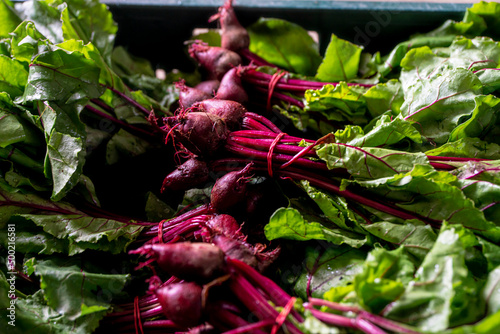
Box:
[176,80,212,108]
[195,80,220,95]
[210,163,253,213]
[189,42,242,80]
[216,67,248,104]
[211,0,250,52]
[164,111,229,157]
[212,234,259,269]
[205,214,244,240]
[142,243,226,282]
[191,99,247,130]
[161,157,209,192]
[156,282,204,327]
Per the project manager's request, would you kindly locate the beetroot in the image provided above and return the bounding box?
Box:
[210,163,253,213]
[147,243,226,281]
[212,235,258,268]
[156,282,203,327]
[189,43,242,80]
[165,111,229,157]
[205,214,244,240]
[176,81,212,108]
[161,158,209,192]
[195,80,220,95]
[216,67,248,104]
[212,0,250,52]
[191,99,247,130]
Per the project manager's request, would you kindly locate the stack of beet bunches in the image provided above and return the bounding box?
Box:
[2,0,500,333]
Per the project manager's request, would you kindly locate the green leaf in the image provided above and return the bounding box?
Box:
[384,223,483,331]
[105,129,152,165]
[60,0,117,62]
[0,185,144,254]
[248,18,322,76]
[0,54,28,98]
[26,257,129,320]
[265,207,366,248]
[363,79,404,118]
[316,141,429,180]
[364,221,437,260]
[354,247,415,313]
[10,20,50,64]
[15,0,64,43]
[288,244,367,299]
[425,137,500,160]
[483,265,500,316]
[304,83,368,124]
[334,115,422,148]
[0,0,21,39]
[315,34,363,82]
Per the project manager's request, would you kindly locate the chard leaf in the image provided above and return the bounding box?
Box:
[363,221,437,260]
[483,265,500,315]
[449,94,500,142]
[334,115,422,148]
[346,164,500,242]
[300,180,366,235]
[444,310,500,334]
[354,247,415,313]
[0,102,26,148]
[25,257,129,320]
[0,185,144,254]
[20,46,104,200]
[400,67,486,145]
[0,54,28,98]
[315,34,363,82]
[105,129,152,165]
[304,83,368,124]
[316,142,428,179]
[0,0,21,39]
[10,20,51,64]
[384,224,483,331]
[247,18,322,76]
[15,0,64,43]
[265,207,367,248]
[287,244,367,299]
[363,79,404,117]
[425,137,500,160]
[60,0,117,62]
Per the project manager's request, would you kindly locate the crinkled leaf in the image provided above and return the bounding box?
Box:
[106,129,152,165]
[0,185,144,254]
[0,106,26,148]
[364,220,437,260]
[334,115,422,148]
[25,257,129,321]
[60,0,117,62]
[304,83,368,124]
[315,34,362,82]
[400,67,485,145]
[288,244,367,300]
[10,20,51,63]
[15,0,64,43]
[384,224,483,331]
[0,54,28,98]
[346,164,500,242]
[483,265,500,316]
[145,191,175,222]
[0,0,21,39]
[363,79,404,118]
[316,141,428,180]
[248,18,322,76]
[300,180,366,235]
[354,247,415,313]
[425,137,500,160]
